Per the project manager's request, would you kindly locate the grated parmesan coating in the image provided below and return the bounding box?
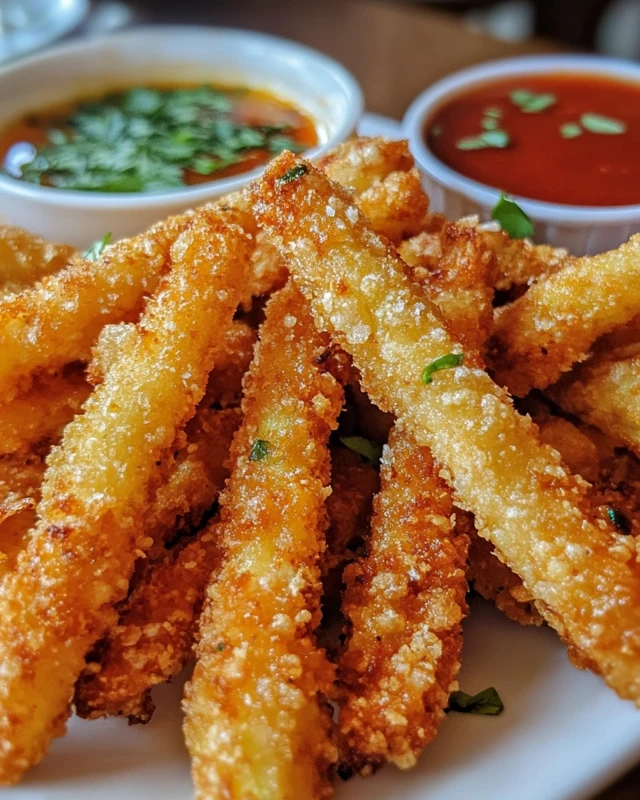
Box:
[489,235,640,396]
[183,282,343,800]
[252,154,640,706]
[338,427,468,774]
[0,206,252,784]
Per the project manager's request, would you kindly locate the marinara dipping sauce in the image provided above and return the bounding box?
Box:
[425,73,640,207]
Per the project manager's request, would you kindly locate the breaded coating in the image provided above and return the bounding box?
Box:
[476,226,567,290]
[357,169,428,245]
[0,452,46,506]
[74,406,241,721]
[324,445,379,574]
[548,355,640,458]
[0,365,90,456]
[0,226,75,298]
[253,155,640,705]
[338,427,468,774]
[183,283,343,800]
[0,207,252,784]
[490,235,640,396]
[316,137,414,194]
[0,210,193,401]
[400,221,494,355]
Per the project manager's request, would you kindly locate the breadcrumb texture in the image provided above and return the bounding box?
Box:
[183,283,343,800]
[338,427,467,774]
[0,207,252,784]
[253,154,640,706]
[0,209,193,401]
[0,226,75,298]
[490,235,640,396]
[548,354,640,458]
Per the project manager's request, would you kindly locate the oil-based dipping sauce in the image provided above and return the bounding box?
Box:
[425,73,640,207]
[1,84,317,193]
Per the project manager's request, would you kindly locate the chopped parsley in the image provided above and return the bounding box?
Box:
[83,232,112,261]
[580,113,626,135]
[448,687,504,715]
[216,642,225,652]
[14,85,306,193]
[249,438,271,462]
[277,163,309,184]
[422,353,464,385]
[510,89,556,113]
[456,129,510,151]
[491,192,534,239]
[340,436,383,466]
[560,122,583,139]
[607,507,630,533]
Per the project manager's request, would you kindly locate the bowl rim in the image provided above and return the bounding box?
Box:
[0,24,364,209]
[402,53,640,225]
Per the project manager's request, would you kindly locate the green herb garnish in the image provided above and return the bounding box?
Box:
[422,353,464,385]
[249,439,271,461]
[448,687,504,715]
[277,163,309,184]
[216,642,225,652]
[580,113,626,135]
[491,192,534,239]
[17,86,303,193]
[510,89,556,113]
[560,122,583,139]
[455,129,510,151]
[340,436,383,465]
[481,117,499,131]
[83,232,112,261]
[607,507,630,533]
[484,106,502,119]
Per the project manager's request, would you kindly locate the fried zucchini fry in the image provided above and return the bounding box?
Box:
[490,235,640,396]
[0,210,194,401]
[0,365,90,456]
[316,137,414,193]
[477,227,567,290]
[548,354,640,458]
[338,427,468,774]
[0,226,75,298]
[0,207,252,784]
[74,406,241,721]
[400,221,494,354]
[253,155,640,705]
[183,283,343,800]
[357,169,427,244]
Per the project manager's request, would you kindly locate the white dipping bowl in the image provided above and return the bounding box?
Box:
[402,55,640,255]
[0,26,363,246]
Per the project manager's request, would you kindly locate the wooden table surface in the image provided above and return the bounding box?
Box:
[135,1,639,796]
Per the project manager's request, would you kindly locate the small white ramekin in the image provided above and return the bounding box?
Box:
[0,26,363,247]
[402,55,640,255]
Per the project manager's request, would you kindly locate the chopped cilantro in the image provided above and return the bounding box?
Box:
[491,192,534,239]
[511,89,556,113]
[448,687,504,715]
[340,436,383,465]
[249,439,271,461]
[580,113,626,135]
[560,122,583,139]
[422,353,464,385]
[607,507,630,533]
[82,232,112,261]
[277,164,309,184]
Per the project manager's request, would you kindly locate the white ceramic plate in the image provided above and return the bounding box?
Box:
[8,114,640,800]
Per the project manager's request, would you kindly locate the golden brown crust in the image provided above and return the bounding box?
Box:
[489,235,640,396]
[338,427,468,774]
[0,226,75,298]
[253,154,640,706]
[0,207,252,784]
[183,283,343,800]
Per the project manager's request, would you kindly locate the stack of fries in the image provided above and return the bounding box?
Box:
[0,137,640,798]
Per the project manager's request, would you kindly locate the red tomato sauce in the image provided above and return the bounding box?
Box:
[425,73,640,207]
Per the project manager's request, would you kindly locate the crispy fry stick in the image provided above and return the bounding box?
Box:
[0,226,75,298]
[400,221,493,354]
[0,207,252,784]
[477,227,567,290]
[357,169,427,244]
[0,210,194,401]
[316,137,414,194]
[338,426,468,774]
[0,365,90,456]
[548,354,640,458]
[183,283,343,800]
[253,155,640,705]
[490,235,640,396]
[74,406,241,721]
